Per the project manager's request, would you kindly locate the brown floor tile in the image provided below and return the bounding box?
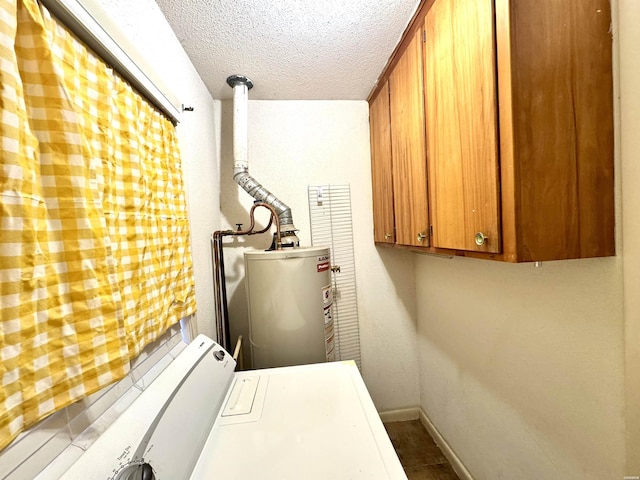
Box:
[404,463,460,480]
[384,420,459,479]
[384,420,447,467]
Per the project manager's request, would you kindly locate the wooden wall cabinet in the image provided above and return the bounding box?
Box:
[369,81,395,244]
[370,29,430,248]
[389,29,430,248]
[368,0,614,262]
[424,0,501,254]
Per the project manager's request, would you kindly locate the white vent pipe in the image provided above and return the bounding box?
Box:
[226,74,299,247]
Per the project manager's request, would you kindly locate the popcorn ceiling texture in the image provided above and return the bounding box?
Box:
[154,0,421,100]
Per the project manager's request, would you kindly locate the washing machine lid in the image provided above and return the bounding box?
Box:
[190,361,407,480]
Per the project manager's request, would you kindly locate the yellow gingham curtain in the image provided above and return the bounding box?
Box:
[0,0,196,450]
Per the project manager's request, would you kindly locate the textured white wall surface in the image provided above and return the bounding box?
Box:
[154,0,421,100]
[217,100,420,410]
[94,0,221,339]
[415,256,624,479]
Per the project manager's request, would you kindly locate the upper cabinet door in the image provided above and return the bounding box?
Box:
[500,0,615,261]
[424,0,501,253]
[369,83,395,244]
[389,28,430,248]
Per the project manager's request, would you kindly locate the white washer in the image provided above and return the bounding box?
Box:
[38,335,406,479]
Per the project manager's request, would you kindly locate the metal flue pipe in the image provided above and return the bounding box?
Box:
[226,74,299,247]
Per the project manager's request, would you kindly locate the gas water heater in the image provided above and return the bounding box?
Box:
[244,246,335,369]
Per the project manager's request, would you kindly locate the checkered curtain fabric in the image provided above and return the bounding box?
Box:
[0,0,196,450]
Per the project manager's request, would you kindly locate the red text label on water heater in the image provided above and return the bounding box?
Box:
[317,255,330,272]
[317,262,330,272]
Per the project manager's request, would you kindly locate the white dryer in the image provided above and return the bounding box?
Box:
[36,335,407,479]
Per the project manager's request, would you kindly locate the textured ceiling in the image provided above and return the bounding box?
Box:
[153,0,420,100]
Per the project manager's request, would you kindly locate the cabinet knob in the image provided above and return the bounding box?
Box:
[384,233,392,240]
[474,232,488,246]
[417,232,426,242]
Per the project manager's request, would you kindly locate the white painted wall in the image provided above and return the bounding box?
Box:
[218,100,420,411]
[415,256,624,479]
[95,0,220,339]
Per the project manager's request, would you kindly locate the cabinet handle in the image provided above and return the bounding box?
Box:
[474,232,488,246]
[384,233,392,240]
[417,232,426,242]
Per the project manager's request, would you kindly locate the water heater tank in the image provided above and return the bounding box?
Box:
[244,246,335,369]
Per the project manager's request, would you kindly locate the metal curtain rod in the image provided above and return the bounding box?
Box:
[40,0,182,124]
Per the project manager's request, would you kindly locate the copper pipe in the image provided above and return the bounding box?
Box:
[225,202,281,242]
[211,233,229,349]
[211,202,283,354]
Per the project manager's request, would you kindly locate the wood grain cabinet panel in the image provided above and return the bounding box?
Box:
[367,0,614,262]
[389,28,430,248]
[424,0,501,253]
[497,0,615,261]
[369,82,395,244]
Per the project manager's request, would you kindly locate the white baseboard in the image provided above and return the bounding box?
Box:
[379,407,421,423]
[418,409,474,480]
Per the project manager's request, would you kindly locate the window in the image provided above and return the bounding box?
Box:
[0,0,195,450]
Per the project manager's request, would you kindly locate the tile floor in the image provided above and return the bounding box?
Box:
[384,420,460,480]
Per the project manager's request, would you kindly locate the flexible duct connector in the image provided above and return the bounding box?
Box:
[233,171,295,228]
[227,74,299,247]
